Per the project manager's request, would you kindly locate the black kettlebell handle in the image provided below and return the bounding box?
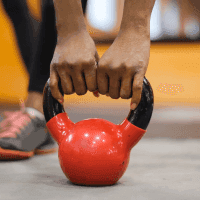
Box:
[43,77,154,130]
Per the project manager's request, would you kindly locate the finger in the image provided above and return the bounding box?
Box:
[50,68,64,104]
[97,69,109,95]
[71,71,87,95]
[130,73,144,110]
[120,73,133,99]
[84,63,97,92]
[109,76,121,99]
[57,70,74,95]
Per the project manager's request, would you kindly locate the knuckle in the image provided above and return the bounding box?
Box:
[107,62,125,74]
[108,65,115,72]
[50,62,56,69]
[69,57,95,67]
[53,63,67,72]
[118,64,126,72]
[83,57,96,65]
[49,81,56,90]
[98,59,106,67]
[68,61,78,67]
[98,60,109,69]
[137,60,146,68]
[124,64,135,74]
[63,60,77,69]
[134,84,143,91]
[58,70,66,78]
[50,64,59,73]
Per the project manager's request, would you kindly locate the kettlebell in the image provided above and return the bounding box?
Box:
[43,77,153,186]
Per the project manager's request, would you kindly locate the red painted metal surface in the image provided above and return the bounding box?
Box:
[47,113,146,186]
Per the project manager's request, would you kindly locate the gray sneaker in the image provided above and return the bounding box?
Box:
[0,109,57,160]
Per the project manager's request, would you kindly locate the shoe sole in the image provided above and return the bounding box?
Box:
[0,147,58,160]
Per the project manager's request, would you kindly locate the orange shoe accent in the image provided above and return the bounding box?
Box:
[0,148,34,160]
[34,147,58,155]
[0,147,57,160]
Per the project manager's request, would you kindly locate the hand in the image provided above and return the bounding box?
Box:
[97,30,150,110]
[50,31,99,103]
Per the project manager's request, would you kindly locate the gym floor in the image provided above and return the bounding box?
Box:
[0,107,200,200]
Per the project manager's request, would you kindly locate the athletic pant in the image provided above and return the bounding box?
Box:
[2,0,87,93]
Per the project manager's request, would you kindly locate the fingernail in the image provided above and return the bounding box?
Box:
[93,91,99,97]
[59,98,64,104]
[130,103,137,110]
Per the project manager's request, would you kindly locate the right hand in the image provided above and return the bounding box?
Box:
[50,31,99,103]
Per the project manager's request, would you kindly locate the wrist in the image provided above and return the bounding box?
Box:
[118,23,151,41]
[56,29,91,45]
[57,28,87,43]
[119,0,155,36]
[119,15,151,36]
[56,20,87,38]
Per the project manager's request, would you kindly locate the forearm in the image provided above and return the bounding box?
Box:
[120,0,156,35]
[53,0,87,39]
[188,0,200,13]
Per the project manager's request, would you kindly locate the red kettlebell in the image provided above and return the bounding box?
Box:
[43,77,153,186]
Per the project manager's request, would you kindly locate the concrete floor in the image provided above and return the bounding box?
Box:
[0,139,200,200]
[0,105,200,200]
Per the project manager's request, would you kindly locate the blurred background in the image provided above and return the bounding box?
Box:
[0,0,199,138]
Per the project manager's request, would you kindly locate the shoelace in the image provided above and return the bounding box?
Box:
[0,110,31,138]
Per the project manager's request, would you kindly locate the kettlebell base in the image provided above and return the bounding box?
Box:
[69,180,118,186]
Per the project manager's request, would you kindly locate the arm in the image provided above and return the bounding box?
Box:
[97,0,155,110]
[53,0,86,39]
[188,0,200,12]
[50,0,99,103]
[120,0,155,33]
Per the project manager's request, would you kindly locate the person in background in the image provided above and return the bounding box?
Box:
[0,0,87,160]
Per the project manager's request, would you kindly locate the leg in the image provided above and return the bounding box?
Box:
[0,0,88,159]
[27,0,57,113]
[3,0,87,104]
[2,0,57,113]
[2,0,38,71]
[82,0,88,14]
[0,0,57,159]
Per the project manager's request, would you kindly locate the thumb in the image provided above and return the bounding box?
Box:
[130,74,143,110]
[95,51,100,63]
[93,51,100,98]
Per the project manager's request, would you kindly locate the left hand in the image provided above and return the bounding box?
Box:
[97,30,151,110]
